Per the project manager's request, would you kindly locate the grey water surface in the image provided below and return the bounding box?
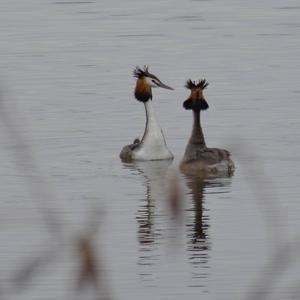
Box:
[0,0,300,299]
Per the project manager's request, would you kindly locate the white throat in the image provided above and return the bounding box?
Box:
[132,101,173,161]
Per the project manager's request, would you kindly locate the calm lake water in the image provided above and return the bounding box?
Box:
[0,0,300,299]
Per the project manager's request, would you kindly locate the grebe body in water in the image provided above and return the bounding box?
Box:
[180,79,234,177]
[120,66,174,162]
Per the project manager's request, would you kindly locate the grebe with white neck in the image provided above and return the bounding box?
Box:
[120,66,174,162]
[180,79,235,178]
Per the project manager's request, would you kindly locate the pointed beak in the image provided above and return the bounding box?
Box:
[157,81,174,90]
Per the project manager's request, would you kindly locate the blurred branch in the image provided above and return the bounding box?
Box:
[0,88,63,239]
[0,84,112,300]
[12,247,59,290]
[245,236,300,300]
[230,139,294,300]
[230,140,288,247]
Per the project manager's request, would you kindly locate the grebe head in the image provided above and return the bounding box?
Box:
[183,79,209,111]
[133,66,173,102]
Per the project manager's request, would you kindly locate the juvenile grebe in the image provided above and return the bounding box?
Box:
[180,79,235,177]
[120,66,174,162]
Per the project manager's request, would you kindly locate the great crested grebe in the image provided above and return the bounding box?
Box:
[180,79,235,177]
[120,66,174,162]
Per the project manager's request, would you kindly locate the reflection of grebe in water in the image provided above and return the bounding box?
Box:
[185,176,208,245]
[183,174,232,270]
[122,160,172,248]
[123,160,232,287]
[122,160,172,284]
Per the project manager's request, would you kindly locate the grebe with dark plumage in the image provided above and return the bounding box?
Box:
[180,79,235,177]
[120,66,174,162]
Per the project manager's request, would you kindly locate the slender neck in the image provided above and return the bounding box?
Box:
[145,99,155,120]
[189,110,206,147]
[141,100,161,142]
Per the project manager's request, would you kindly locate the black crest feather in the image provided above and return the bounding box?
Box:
[133,65,151,79]
[185,79,197,90]
[185,79,209,90]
